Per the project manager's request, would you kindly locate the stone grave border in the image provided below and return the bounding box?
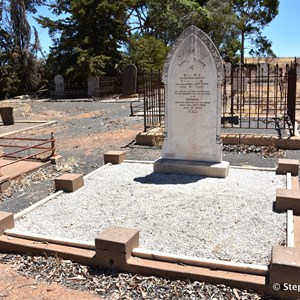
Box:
[0,154,300,299]
[0,120,57,137]
[136,128,300,150]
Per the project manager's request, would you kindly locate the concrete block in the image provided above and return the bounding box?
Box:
[95,226,139,254]
[0,175,11,192]
[0,211,14,235]
[95,249,128,266]
[269,246,300,297]
[276,189,300,214]
[154,158,230,178]
[277,158,299,176]
[55,174,84,192]
[104,151,126,164]
[50,155,63,165]
[95,226,139,267]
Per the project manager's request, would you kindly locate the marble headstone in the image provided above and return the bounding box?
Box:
[88,75,99,97]
[232,66,248,93]
[121,64,138,97]
[154,26,229,178]
[257,63,268,77]
[54,74,65,97]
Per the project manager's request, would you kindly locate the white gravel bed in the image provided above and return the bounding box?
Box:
[15,162,286,265]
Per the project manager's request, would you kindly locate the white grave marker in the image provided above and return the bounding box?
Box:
[154,26,229,178]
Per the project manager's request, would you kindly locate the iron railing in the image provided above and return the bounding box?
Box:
[142,63,299,135]
[0,133,55,176]
[50,81,88,99]
[222,63,289,130]
[142,71,165,131]
[92,76,122,99]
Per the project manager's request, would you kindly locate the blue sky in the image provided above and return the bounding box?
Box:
[261,0,300,57]
[28,0,300,58]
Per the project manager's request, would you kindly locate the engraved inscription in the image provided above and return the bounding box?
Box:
[174,72,211,114]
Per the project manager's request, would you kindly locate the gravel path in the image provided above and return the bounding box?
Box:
[15,162,286,265]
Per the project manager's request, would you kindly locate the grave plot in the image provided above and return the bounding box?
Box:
[14,161,286,266]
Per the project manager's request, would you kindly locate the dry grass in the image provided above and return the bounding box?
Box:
[56,157,80,173]
[20,102,32,117]
[244,56,296,66]
[0,157,80,200]
[152,127,164,149]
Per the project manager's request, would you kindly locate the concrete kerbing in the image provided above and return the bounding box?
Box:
[0,175,11,192]
[136,129,300,149]
[0,160,298,298]
[0,222,294,299]
[132,248,268,276]
[14,164,112,221]
[123,159,154,164]
[230,165,276,172]
[84,163,112,180]
[287,210,295,247]
[0,212,14,235]
[4,229,95,250]
[0,120,57,137]
[14,190,64,220]
[287,173,292,189]
[1,227,272,276]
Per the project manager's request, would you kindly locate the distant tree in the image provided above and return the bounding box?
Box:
[38,0,134,80]
[232,0,279,63]
[122,34,169,71]
[205,0,240,63]
[0,0,44,97]
[127,0,209,45]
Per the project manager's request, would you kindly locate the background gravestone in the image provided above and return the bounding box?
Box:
[232,66,248,93]
[154,25,229,178]
[257,63,268,77]
[121,64,138,98]
[88,75,99,97]
[54,74,65,97]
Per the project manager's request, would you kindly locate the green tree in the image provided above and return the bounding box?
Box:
[123,34,169,71]
[39,0,134,80]
[204,0,240,63]
[0,0,44,97]
[127,0,209,45]
[232,0,279,63]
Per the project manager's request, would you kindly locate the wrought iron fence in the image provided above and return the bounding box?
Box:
[142,62,299,135]
[92,74,144,100]
[0,134,55,176]
[92,76,122,99]
[50,74,145,101]
[141,71,165,131]
[50,81,88,99]
[222,63,289,130]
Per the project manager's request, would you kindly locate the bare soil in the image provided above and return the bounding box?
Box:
[0,256,101,300]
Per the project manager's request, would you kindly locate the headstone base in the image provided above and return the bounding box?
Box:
[154,158,229,178]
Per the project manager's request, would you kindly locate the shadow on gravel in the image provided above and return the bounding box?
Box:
[134,172,206,185]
